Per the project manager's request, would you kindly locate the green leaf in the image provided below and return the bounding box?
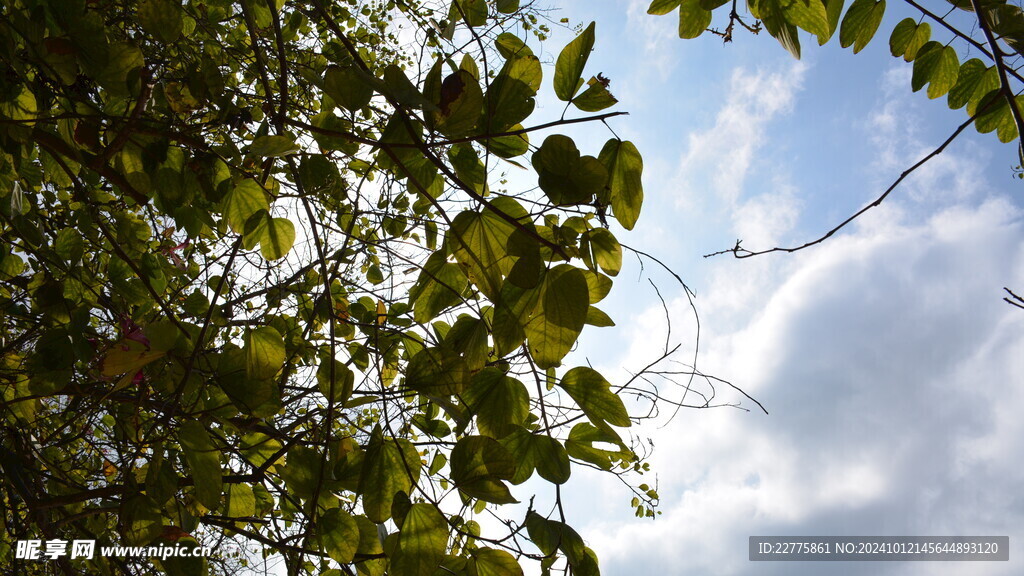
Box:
[463,368,530,438]
[889,17,917,57]
[496,0,520,14]
[495,33,534,59]
[648,0,683,15]
[559,367,631,429]
[223,179,269,234]
[838,0,885,54]
[975,92,1024,143]
[121,494,163,546]
[525,512,587,565]
[822,0,845,43]
[450,436,518,504]
[585,228,622,276]
[244,211,296,260]
[488,55,541,131]
[435,70,483,137]
[597,139,644,229]
[316,508,360,564]
[499,428,570,484]
[97,43,144,97]
[138,0,183,43]
[678,0,713,39]
[912,42,960,99]
[904,20,931,61]
[572,76,618,112]
[554,22,596,101]
[250,135,299,157]
[225,484,255,518]
[405,347,470,396]
[585,306,615,327]
[948,59,998,113]
[179,420,222,510]
[392,504,448,576]
[470,548,525,576]
[324,65,375,111]
[451,0,488,27]
[279,446,330,500]
[565,422,632,470]
[524,265,589,369]
[410,251,469,323]
[360,431,421,522]
[244,326,286,380]
[316,359,355,404]
[780,0,830,40]
[449,197,530,299]
[533,135,609,206]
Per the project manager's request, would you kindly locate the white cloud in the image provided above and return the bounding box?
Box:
[578,195,1024,576]
[673,64,807,211]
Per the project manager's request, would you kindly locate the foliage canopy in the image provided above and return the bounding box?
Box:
[0,1,665,575]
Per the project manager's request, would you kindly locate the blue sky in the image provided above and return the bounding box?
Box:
[514,2,1024,575]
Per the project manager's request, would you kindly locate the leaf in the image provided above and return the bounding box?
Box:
[244,211,296,260]
[524,265,589,369]
[179,420,222,510]
[572,76,618,112]
[554,22,596,101]
[948,59,998,113]
[585,306,615,327]
[889,17,917,57]
[463,368,530,438]
[648,0,683,15]
[250,135,299,157]
[975,92,1024,143]
[496,0,520,14]
[501,429,571,485]
[392,504,448,576]
[324,65,375,111]
[678,0,713,39]
[585,228,622,276]
[450,436,518,504]
[598,139,644,230]
[226,484,255,518]
[435,70,483,137]
[559,367,631,429]
[223,179,269,234]
[138,0,183,44]
[838,0,885,54]
[316,508,360,564]
[449,197,530,299]
[100,339,166,379]
[488,55,541,131]
[360,430,421,522]
[525,512,587,566]
[470,548,525,576]
[533,135,608,206]
[405,347,470,396]
[565,422,632,470]
[495,33,534,59]
[244,326,286,380]
[450,0,488,27]
[822,0,845,43]
[912,42,960,99]
[316,359,355,404]
[410,251,468,323]
[780,0,830,40]
[121,494,163,546]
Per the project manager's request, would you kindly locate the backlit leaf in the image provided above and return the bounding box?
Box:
[554,22,596,101]
[839,0,885,54]
[179,420,222,510]
[244,326,286,380]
